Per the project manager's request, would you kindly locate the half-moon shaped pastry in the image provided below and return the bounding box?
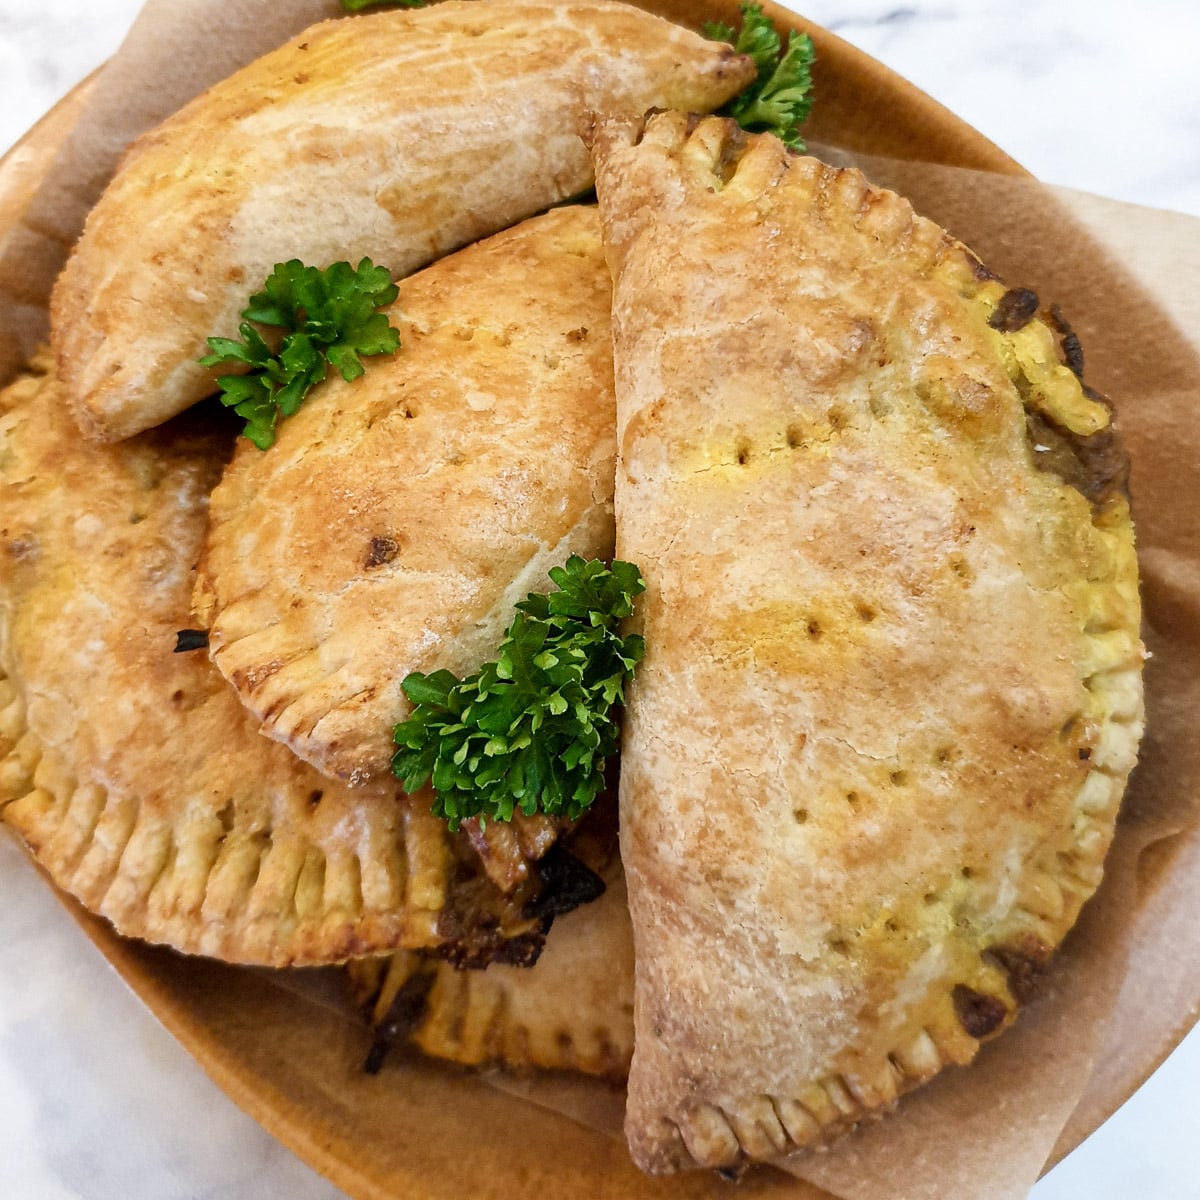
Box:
[50,0,753,442]
[0,354,554,967]
[587,113,1144,1173]
[351,859,635,1081]
[194,205,616,786]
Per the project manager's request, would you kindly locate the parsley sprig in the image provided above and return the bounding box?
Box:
[199,259,401,450]
[705,2,816,151]
[393,557,645,831]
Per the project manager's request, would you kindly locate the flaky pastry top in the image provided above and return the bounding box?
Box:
[0,355,544,965]
[50,0,753,441]
[194,206,617,785]
[588,112,1144,1174]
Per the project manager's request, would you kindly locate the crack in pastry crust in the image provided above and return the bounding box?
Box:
[587,112,1145,1174]
[0,355,545,966]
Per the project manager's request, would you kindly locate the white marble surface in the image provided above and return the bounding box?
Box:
[0,2,1198,1199]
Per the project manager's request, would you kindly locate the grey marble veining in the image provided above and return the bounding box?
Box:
[0,3,1197,1199]
[0,0,144,154]
[0,837,344,1199]
[2,0,1200,221]
[797,0,1200,217]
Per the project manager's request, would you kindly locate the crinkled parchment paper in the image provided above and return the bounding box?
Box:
[0,4,1196,1199]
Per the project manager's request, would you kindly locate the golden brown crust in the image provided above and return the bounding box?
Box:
[50,0,754,442]
[588,114,1144,1173]
[194,207,617,785]
[0,356,543,966]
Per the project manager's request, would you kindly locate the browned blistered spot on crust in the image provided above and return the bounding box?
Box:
[986,937,1054,1005]
[232,658,285,693]
[952,985,1009,1038]
[989,286,1040,332]
[716,44,748,75]
[363,534,400,569]
[565,326,589,342]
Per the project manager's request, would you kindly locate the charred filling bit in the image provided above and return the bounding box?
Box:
[432,845,546,970]
[714,122,750,184]
[967,252,1001,283]
[427,798,617,969]
[1047,304,1085,378]
[952,985,1009,1039]
[715,1162,749,1183]
[523,843,607,924]
[988,286,1041,333]
[430,842,606,966]
[985,939,1053,1005]
[432,929,544,969]
[1017,299,1129,506]
[362,966,437,1075]
[173,628,209,652]
[1025,410,1130,505]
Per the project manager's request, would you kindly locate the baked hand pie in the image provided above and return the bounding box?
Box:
[50,0,753,442]
[0,354,567,967]
[194,205,616,787]
[587,113,1144,1174]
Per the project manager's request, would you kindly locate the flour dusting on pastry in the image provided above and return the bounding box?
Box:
[0,0,1150,1182]
[194,207,617,788]
[587,111,1144,1174]
[0,355,553,967]
[50,0,754,442]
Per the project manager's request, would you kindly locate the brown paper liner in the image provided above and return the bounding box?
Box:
[0,3,1197,1200]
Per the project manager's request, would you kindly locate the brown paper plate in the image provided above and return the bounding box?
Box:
[3,3,1198,1198]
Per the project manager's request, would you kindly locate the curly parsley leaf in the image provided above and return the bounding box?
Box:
[393,557,646,831]
[199,258,400,450]
[704,2,816,151]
